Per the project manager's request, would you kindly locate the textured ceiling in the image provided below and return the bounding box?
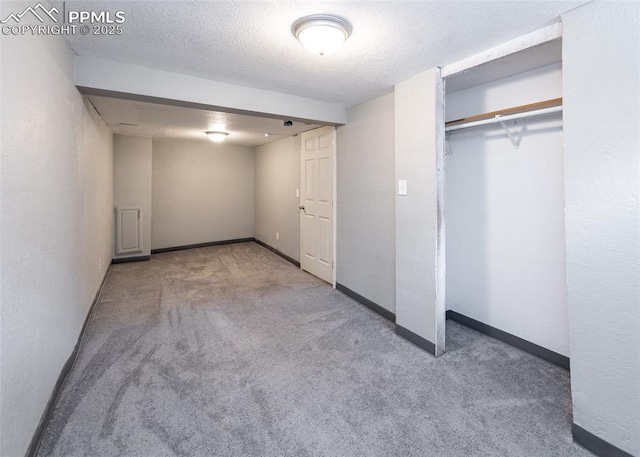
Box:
[56,0,587,107]
[89,95,321,146]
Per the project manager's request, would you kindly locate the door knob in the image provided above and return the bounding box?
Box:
[299,205,306,213]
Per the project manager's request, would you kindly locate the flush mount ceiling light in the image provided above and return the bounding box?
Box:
[292,14,352,56]
[205,131,228,143]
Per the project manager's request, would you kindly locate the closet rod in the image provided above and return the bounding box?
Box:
[445,97,563,132]
[445,105,562,132]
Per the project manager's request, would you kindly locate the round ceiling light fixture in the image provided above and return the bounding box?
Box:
[205,131,229,143]
[292,14,352,56]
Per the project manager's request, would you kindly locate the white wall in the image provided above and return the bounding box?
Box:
[336,93,396,312]
[445,63,568,356]
[113,135,152,258]
[151,140,254,249]
[563,2,639,455]
[254,136,301,261]
[75,56,347,125]
[0,12,114,456]
[395,68,446,354]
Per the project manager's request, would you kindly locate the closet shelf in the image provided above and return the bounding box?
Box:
[445,97,563,132]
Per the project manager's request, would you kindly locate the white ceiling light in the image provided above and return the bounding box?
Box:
[292,14,352,56]
[205,131,228,142]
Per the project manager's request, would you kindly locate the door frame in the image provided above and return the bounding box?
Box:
[332,127,337,287]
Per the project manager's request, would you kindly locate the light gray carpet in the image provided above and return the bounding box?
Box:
[37,242,590,456]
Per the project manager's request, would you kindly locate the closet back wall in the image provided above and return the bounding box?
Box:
[151,140,255,250]
[445,63,568,356]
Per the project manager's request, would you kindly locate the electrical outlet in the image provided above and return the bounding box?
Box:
[276,232,280,241]
[98,259,102,272]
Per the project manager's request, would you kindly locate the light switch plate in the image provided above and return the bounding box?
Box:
[398,180,408,196]
[296,188,300,198]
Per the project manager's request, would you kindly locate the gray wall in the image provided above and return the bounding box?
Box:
[563,2,639,455]
[113,135,153,258]
[336,93,396,312]
[151,140,255,250]
[254,136,301,261]
[445,64,569,356]
[0,17,114,456]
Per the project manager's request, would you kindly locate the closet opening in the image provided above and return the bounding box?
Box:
[442,35,569,370]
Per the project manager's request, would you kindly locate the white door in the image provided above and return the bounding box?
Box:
[300,126,334,284]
